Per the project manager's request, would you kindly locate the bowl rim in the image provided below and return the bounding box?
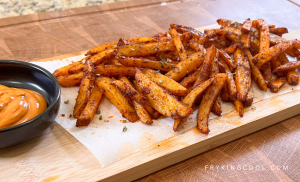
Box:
[0,60,61,132]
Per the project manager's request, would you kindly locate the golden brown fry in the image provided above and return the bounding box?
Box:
[169,29,188,61]
[234,49,251,102]
[269,77,286,93]
[273,61,300,74]
[180,32,194,43]
[250,36,260,53]
[261,62,273,87]
[143,68,187,96]
[156,52,179,62]
[241,19,252,33]
[252,19,270,52]
[97,77,139,122]
[244,49,268,91]
[165,50,205,81]
[286,70,299,86]
[189,40,205,52]
[110,58,123,66]
[135,69,193,118]
[286,47,300,57]
[56,72,83,87]
[170,24,203,38]
[204,29,224,38]
[53,61,83,77]
[224,43,238,54]
[253,39,299,68]
[241,32,251,48]
[270,57,282,72]
[269,27,288,37]
[197,74,228,134]
[180,67,202,88]
[217,19,242,28]
[243,86,253,106]
[116,56,175,71]
[211,95,222,116]
[233,99,244,117]
[95,65,136,77]
[219,49,237,69]
[221,83,230,102]
[73,61,95,118]
[133,102,153,125]
[218,58,237,100]
[221,26,241,42]
[76,85,103,127]
[182,78,214,108]
[193,45,216,88]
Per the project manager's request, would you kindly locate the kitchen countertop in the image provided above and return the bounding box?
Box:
[1,0,300,181]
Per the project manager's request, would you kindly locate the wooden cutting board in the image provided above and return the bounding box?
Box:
[1,27,300,182]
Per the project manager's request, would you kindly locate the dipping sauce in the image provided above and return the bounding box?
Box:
[0,84,47,129]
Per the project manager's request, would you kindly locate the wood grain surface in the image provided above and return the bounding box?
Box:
[1,0,300,181]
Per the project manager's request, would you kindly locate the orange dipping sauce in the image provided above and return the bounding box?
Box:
[0,84,47,129]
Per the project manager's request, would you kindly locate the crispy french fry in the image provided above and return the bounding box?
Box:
[170,24,203,38]
[182,78,214,108]
[73,61,95,118]
[241,19,251,33]
[95,65,136,77]
[97,77,139,122]
[270,57,281,71]
[286,47,300,57]
[221,26,241,42]
[56,72,83,87]
[135,69,193,118]
[244,49,268,91]
[261,62,273,87]
[173,117,185,132]
[233,99,244,117]
[219,49,237,69]
[156,52,179,62]
[221,83,230,102]
[269,77,286,93]
[273,61,300,74]
[250,36,260,53]
[165,50,205,81]
[234,49,251,101]
[193,45,216,87]
[243,86,253,106]
[224,43,238,54]
[110,58,123,66]
[286,70,299,86]
[217,19,242,28]
[253,39,299,68]
[180,67,202,88]
[143,69,187,96]
[193,35,209,45]
[189,40,205,52]
[53,61,83,77]
[211,95,222,116]
[116,56,175,71]
[169,29,188,61]
[76,85,103,126]
[197,74,228,134]
[204,29,224,38]
[252,19,270,52]
[269,27,288,37]
[117,41,176,57]
[218,58,237,100]
[180,32,194,43]
[241,31,251,48]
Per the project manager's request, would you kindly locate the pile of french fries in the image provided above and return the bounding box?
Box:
[53,18,300,134]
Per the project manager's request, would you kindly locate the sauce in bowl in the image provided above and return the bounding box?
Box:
[0,84,47,129]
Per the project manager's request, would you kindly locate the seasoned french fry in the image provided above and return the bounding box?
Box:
[261,62,273,87]
[241,19,252,33]
[218,58,237,100]
[165,50,205,81]
[170,24,203,38]
[189,40,205,52]
[286,47,300,57]
[117,41,176,57]
[76,85,103,126]
[234,49,251,101]
[273,61,300,74]
[73,61,95,118]
[252,19,270,52]
[241,31,251,48]
[221,83,230,102]
[193,45,216,88]
[253,39,299,68]
[233,99,244,117]
[95,65,136,77]
[217,19,242,28]
[156,52,179,62]
[116,56,175,71]
[211,95,222,116]
[53,61,83,77]
[143,69,187,96]
[286,70,299,86]
[180,32,194,43]
[97,77,139,122]
[224,43,238,54]
[221,26,241,42]
[244,49,268,91]
[169,29,188,61]
[269,27,288,37]
[197,74,228,134]
[180,67,202,88]
[135,69,193,118]
[270,57,281,72]
[56,72,83,87]
[243,86,253,106]
[269,77,286,93]
[219,49,237,69]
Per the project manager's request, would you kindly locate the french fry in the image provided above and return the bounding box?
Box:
[117,41,176,57]
[197,74,228,134]
[189,40,205,52]
[224,43,238,54]
[73,61,95,118]
[156,52,179,62]
[69,49,116,74]
[53,60,83,77]
[143,69,187,96]
[116,56,175,71]
[241,19,252,33]
[165,50,205,81]
[286,70,299,86]
[241,32,251,48]
[169,29,188,61]
[243,86,254,106]
[217,19,242,28]
[286,47,300,57]
[170,24,203,38]
[135,69,193,118]
[180,32,194,43]
[269,27,288,37]
[221,26,241,42]
[218,49,237,69]
[97,77,139,122]
[250,36,260,53]
[233,99,244,117]
[234,49,251,101]
[273,61,300,74]
[252,19,270,52]
[180,67,202,88]
[269,77,286,93]
[211,95,222,116]
[244,49,268,91]
[76,85,103,126]
[218,58,237,100]
[270,57,282,72]
[95,65,136,77]
[221,83,230,102]
[110,58,123,66]
[193,45,216,88]
[253,39,299,68]
[56,72,83,87]
[261,62,273,87]
[204,29,224,38]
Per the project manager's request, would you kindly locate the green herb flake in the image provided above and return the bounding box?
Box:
[171,64,174,68]
[155,70,160,73]
[159,79,164,83]
[123,126,127,132]
[139,45,142,48]
[104,119,109,122]
[122,120,127,123]
[64,100,69,104]
[120,56,126,59]
[159,54,166,63]
[99,115,102,120]
[153,47,158,51]
[160,61,165,68]
[96,110,101,114]
[131,42,134,45]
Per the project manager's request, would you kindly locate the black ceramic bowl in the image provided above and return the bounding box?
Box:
[0,60,60,148]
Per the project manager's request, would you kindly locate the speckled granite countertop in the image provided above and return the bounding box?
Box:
[0,0,128,18]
